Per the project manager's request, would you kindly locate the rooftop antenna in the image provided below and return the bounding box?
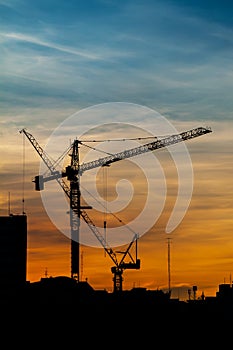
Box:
[8,191,11,215]
[44,267,48,278]
[80,249,83,282]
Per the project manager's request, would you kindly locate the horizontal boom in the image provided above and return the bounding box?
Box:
[79,126,212,174]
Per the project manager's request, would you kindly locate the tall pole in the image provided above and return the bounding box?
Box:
[167,237,171,296]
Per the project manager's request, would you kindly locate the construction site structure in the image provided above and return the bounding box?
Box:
[20,125,212,292]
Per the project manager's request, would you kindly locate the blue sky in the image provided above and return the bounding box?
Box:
[1,0,233,126]
[1,0,233,295]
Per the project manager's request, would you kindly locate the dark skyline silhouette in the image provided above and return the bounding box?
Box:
[0,213,233,324]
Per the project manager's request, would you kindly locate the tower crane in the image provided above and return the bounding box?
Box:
[20,125,212,292]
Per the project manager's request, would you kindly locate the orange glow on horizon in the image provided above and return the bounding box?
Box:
[0,120,232,301]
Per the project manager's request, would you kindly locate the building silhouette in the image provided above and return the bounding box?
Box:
[0,214,27,288]
[0,212,233,325]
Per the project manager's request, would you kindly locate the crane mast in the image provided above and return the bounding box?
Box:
[20,125,212,292]
[67,140,81,280]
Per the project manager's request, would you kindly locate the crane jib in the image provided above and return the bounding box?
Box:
[79,126,212,174]
[31,126,212,190]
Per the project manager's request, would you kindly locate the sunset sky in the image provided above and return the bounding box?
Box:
[1,0,233,300]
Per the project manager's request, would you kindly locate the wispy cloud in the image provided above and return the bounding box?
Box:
[0,0,22,10]
[1,32,103,60]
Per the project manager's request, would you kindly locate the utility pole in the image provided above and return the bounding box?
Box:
[167,237,171,297]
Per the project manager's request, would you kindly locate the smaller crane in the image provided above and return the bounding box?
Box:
[20,125,212,292]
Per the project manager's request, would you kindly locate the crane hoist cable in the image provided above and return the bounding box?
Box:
[80,184,139,236]
[103,165,108,257]
[21,131,26,214]
[79,136,166,142]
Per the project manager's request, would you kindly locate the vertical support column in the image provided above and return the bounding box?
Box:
[69,140,80,282]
